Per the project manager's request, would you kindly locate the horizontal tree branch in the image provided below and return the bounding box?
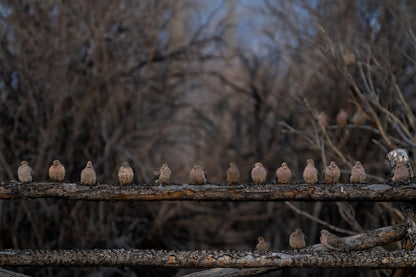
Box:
[1,249,415,268]
[0,182,415,201]
[0,224,408,268]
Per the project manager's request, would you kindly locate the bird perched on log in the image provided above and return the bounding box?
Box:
[17,161,33,183]
[118,161,134,185]
[289,228,306,250]
[153,163,171,184]
[350,161,366,183]
[392,159,410,183]
[49,160,65,182]
[303,159,318,184]
[387,148,414,179]
[318,111,328,130]
[336,109,348,127]
[276,162,292,184]
[81,161,96,185]
[352,108,366,126]
[255,236,271,251]
[189,165,207,184]
[387,149,416,253]
[251,162,267,184]
[226,162,240,184]
[324,161,340,184]
[320,230,347,251]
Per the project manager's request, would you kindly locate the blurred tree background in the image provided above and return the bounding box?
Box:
[0,0,415,276]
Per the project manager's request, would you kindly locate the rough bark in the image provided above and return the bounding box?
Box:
[0,182,415,201]
[1,249,416,268]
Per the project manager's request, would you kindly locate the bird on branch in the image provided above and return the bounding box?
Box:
[276,162,292,184]
[320,230,348,252]
[226,162,240,184]
[289,228,306,251]
[18,161,33,183]
[324,161,340,184]
[49,160,65,182]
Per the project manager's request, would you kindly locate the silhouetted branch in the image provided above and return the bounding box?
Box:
[0,183,415,201]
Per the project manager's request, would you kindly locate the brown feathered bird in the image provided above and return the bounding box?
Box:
[350,161,366,183]
[226,162,240,184]
[251,162,267,184]
[320,230,347,251]
[289,228,306,250]
[18,161,33,183]
[49,160,65,182]
[324,161,340,184]
[276,162,292,184]
[392,159,410,183]
[118,161,134,185]
[255,236,271,251]
[154,163,171,184]
[318,111,328,130]
[336,109,348,127]
[189,165,207,184]
[303,159,318,184]
[80,161,96,185]
[352,109,366,126]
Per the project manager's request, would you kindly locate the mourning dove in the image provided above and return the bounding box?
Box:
[255,236,271,251]
[318,111,328,129]
[343,51,356,66]
[189,165,207,184]
[392,159,410,183]
[251,162,267,184]
[350,161,366,183]
[17,161,33,183]
[154,163,171,184]
[320,230,347,251]
[276,162,292,184]
[226,162,240,184]
[324,161,340,184]
[118,161,134,185]
[80,161,96,185]
[336,109,348,127]
[303,159,318,184]
[49,160,65,182]
[289,228,306,250]
[386,149,414,178]
[352,109,365,126]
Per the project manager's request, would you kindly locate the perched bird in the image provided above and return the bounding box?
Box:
[226,162,240,184]
[303,159,318,184]
[350,161,366,183]
[17,161,33,183]
[392,159,410,183]
[80,161,96,185]
[352,109,366,126]
[189,165,207,184]
[251,162,267,184]
[336,109,348,127]
[318,111,328,129]
[324,161,341,184]
[118,161,134,185]
[153,163,171,184]
[343,51,356,66]
[320,230,347,251]
[289,228,306,250]
[386,148,414,178]
[276,162,292,184]
[255,236,271,251]
[49,160,65,182]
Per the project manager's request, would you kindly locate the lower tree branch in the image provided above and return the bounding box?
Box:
[1,249,416,268]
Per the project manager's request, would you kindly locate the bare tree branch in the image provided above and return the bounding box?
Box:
[0,183,415,201]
